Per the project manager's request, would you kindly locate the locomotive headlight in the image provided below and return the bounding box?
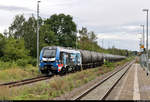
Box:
[42,58,47,61]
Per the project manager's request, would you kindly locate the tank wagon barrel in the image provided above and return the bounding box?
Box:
[103,53,126,62]
[79,50,104,68]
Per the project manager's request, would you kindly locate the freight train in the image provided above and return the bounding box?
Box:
[39,46,126,75]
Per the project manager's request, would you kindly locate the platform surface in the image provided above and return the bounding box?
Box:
[106,63,150,100]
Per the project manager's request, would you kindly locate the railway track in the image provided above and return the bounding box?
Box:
[73,60,135,100]
[0,75,50,88]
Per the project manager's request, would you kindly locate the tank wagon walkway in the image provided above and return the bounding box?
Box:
[106,63,150,100]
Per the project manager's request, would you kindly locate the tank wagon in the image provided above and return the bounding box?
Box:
[103,54,126,62]
[80,50,103,68]
[39,46,126,75]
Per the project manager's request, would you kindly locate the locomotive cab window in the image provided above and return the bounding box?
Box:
[43,49,56,58]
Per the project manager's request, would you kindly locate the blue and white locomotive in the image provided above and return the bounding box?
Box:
[39,46,82,75]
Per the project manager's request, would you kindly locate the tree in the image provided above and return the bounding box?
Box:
[79,27,88,39]
[1,38,29,61]
[88,31,97,42]
[8,14,25,38]
[78,27,99,51]
[22,16,37,57]
[3,29,8,38]
[0,33,6,57]
[39,24,58,50]
[44,14,77,47]
[0,33,4,39]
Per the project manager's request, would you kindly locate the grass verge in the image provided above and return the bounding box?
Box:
[0,64,40,83]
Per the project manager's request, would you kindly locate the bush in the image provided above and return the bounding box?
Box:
[0,61,17,70]
[2,38,29,62]
[27,58,37,66]
[16,59,28,67]
[104,61,113,67]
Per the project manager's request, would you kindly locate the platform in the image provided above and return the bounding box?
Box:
[106,63,150,100]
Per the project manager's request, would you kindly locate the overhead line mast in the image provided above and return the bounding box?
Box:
[37,1,41,67]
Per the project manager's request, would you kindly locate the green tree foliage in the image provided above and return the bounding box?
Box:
[9,15,25,38]
[1,37,29,62]
[107,47,130,56]
[22,16,37,57]
[39,24,57,51]
[78,27,90,50]
[7,14,77,57]
[3,29,8,38]
[44,14,77,47]
[0,33,6,57]
[8,14,42,57]
[78,27,101,51]
[89,31,97,42]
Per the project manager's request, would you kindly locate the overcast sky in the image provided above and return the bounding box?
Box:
[0,0,150,51]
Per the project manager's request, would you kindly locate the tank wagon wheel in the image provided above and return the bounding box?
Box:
[75,66,78,71]
[76,65,81,71]
[72,66,76,73]
[66,66,70,73]
[70,66,74,73]
[93,63,96,68]
[72,66,77,73]
[89,64,92,68]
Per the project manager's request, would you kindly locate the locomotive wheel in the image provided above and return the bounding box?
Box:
[40,70,46,74]
[46,71,54,76]
[76,66,81,71]
[72,66,76,73]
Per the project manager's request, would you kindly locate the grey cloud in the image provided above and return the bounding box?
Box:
[85,22,142,35]
[0,5,34,12]
[97,38,138,51]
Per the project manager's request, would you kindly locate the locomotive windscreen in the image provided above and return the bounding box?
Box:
[43,49,56,58]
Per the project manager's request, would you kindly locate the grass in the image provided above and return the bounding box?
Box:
[0,57,134,100]
[0,64,40,83]
[0,86,10,100]
[0,61,17,70]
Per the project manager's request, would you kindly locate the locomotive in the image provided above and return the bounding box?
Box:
[39,46,126,75]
